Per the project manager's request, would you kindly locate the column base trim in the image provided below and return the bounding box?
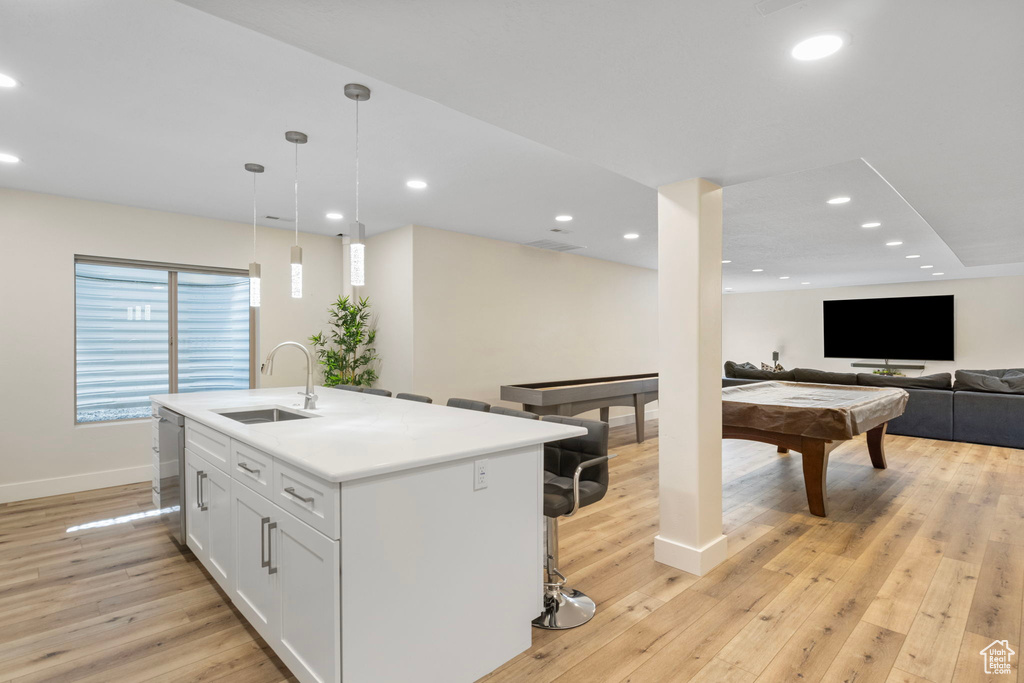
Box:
[653,532,728,576]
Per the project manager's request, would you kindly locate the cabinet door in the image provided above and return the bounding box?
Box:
[231,480,279,640]
[184,449,208,563]
[276,512,341,683]
[204,465,233,588]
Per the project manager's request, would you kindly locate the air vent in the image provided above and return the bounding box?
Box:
[522,239,585,252]
[548,227,573,234]
[756,0,806,16]
[264,215,295,223]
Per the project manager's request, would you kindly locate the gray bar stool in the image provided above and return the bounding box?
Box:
[534,416,611,630]
[489,406,540,419]
[363,388,392,397]
[396,393,433,403]
[446,398,491,412]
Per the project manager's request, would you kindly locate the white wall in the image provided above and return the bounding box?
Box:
[0,188,345,502]
[723,276,1024,376]
[363,225,414,391]
[364,225,658,419]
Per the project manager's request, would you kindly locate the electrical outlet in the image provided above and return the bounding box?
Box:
[474,459,488,490]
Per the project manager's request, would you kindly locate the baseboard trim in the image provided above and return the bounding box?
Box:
[608,408,659,428]
[0,465,152,504]
[654,532,728,576]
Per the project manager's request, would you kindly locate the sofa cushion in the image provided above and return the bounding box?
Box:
[953,391,1024,448]
[954,369,1024,394]
[733,366,796,381]
[792,368,858,385]
[723,360,758,378]
[887,388,954,441]
[857,372,952,390]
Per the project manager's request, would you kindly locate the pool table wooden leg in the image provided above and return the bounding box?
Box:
[800,438,832,517]
[777,446,789,454]
[866,422,888,469]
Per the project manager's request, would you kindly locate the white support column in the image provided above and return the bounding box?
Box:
[341,234,354,299]
[654,178,727,576]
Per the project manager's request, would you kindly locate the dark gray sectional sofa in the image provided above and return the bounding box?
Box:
[722,362,1024,450]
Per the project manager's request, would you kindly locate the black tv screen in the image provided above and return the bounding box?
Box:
[823,295,954,361]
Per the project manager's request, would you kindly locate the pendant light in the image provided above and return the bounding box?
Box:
[244,163,265,308]
[285,130,308,298]
[345,84,370,287]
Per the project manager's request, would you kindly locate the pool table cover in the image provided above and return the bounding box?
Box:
[722,381,908,440]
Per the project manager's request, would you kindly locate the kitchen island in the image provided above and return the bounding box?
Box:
[150,386,585,683]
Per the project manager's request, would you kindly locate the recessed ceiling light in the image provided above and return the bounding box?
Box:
[791,34,846,61]
[724,287,733,292]
[932,272,944,276]
[752,268,764,273]
[722,260,732,264]
[827,196,851,205]
[779,276,790,280]
[920,265,934,269]
[325,212,343,220]
[906,254,921,259]
[861,222,881,228]
[406,180,427,189]
[555,215,573,222]
[0,152,20,163]
[0,73,18,88]
[623,233,639,240]
[886,241,903,246]
[801,282,811,285]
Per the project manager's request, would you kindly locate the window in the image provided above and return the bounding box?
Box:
[75,258,253,423]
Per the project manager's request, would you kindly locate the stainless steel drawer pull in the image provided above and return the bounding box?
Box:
[237,462,260,475]
[267,521,278,575]
[284,486,314,504]
[197,471,208,511]
[261,516,271,569]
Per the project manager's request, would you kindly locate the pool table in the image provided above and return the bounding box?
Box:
[722,381,909,517]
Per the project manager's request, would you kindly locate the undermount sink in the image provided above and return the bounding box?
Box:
[218,407,315,425]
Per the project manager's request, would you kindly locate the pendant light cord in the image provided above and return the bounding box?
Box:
[355,98,360,226]
[293,142,300,246]
[252,171,258,261]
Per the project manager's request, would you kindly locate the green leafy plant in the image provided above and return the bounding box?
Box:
[309,296,379,387]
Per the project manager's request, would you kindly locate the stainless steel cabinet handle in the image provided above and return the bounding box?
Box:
[152,485,160,493]
[152,446,159,453]
[267,521,278,575]
[261,516,271,569]
[283,486,314,504]
[197,471,208,511]
[237,462,260,475]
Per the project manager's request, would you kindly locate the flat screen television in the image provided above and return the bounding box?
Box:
[823,295,954,361]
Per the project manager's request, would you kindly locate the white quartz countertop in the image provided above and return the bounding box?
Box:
[151,387,586,483]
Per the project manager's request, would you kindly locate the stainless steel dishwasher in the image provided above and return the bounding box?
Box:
[157,406,186,544]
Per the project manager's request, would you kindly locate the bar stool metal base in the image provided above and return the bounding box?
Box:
[532,587,596,630]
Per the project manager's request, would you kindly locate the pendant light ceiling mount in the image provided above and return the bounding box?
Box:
[344,83,371,102]
[244,163,265,174]
[284,131,308,145]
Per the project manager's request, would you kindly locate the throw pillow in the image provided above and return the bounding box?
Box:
[857,372,952,390]
[792,368,858,385]
[954,369,1024,394]
[723,360,758,378]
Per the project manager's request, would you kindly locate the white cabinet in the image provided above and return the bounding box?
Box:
[276,511,341,683]
[231,479,279,637]
[185,448,233,588]
[231,479,340,683]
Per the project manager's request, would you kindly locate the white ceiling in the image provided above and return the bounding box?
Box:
[0,1,657,268]
[177,0,1024,271]
[725,159,1024,292]
[3,1,1023,291]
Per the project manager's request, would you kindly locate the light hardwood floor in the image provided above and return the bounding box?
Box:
[1,422,1021,682]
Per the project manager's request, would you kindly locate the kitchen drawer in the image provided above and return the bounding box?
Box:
[230,440,274,499]
[273,458,339,540]
[185,420,230,472]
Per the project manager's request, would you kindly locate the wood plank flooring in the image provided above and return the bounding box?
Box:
[1,422,1020,682]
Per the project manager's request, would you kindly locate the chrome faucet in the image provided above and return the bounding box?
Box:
[262,341,319,410]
